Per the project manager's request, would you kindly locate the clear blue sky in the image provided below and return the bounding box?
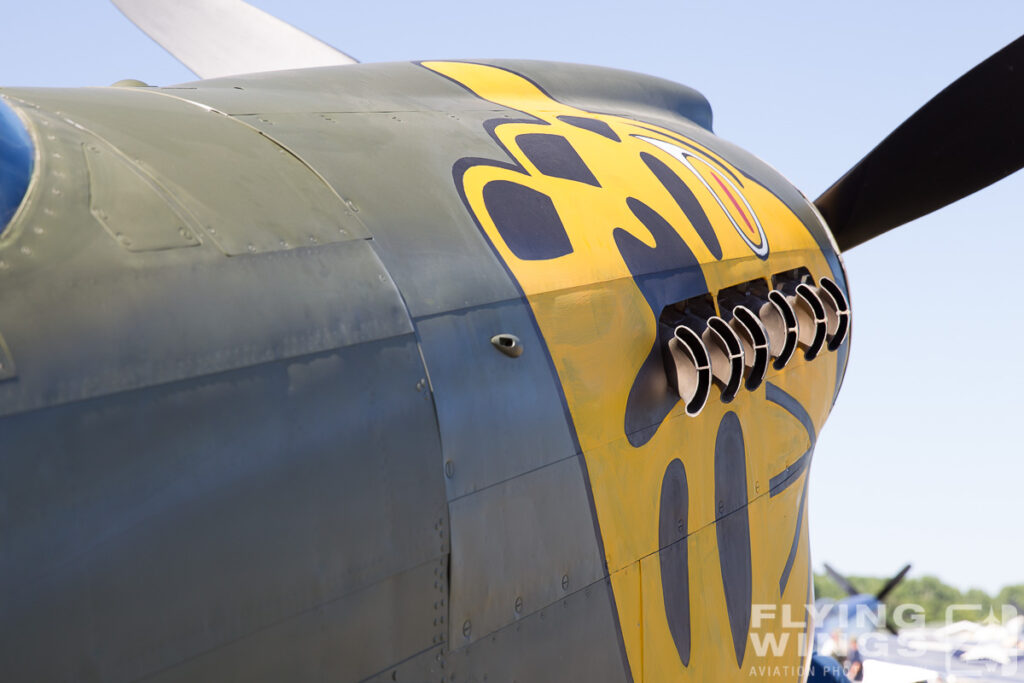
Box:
[3,1,1022,593]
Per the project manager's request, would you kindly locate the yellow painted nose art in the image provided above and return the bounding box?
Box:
[423,61,842,683]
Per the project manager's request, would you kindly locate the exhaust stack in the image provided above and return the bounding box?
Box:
[816,277,851,351]
[668,325,712,416]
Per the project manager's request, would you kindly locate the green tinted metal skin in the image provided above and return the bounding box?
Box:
[0,61,842,682]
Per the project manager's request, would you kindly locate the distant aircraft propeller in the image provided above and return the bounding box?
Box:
[875,563,912,603]
[815,35,1024,250]
[822,563,912,635]
[824,562,860,597]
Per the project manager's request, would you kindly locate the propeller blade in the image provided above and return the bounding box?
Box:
[823,563,860,597]
[875,563,912,602]
[815,35,1024,250]
[111,0,357,80]
[885,618,900,636]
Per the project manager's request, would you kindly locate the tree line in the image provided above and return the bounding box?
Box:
[814,572,1024,625]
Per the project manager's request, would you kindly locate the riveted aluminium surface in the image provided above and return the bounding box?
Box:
[416,299,579,500]
[235,109,523,317]
[446,578,630,683]
[2,86,368,255]
[0,106,407,417]
[0,111,405,417]
[448,454,605,647]
[0,332,15,382]
[159,61,504,114]
[161,60,713,123]
[0,336,448,682]
[83,141,200,251]
[145,559,447,683]
[0,238,409,417]
[360,644,447,683]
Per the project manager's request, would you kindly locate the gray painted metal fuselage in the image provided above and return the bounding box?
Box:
[0,61,827,682]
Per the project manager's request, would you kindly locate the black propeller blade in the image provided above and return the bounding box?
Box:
[824,562,860,597]
[875,563,912,603]
[816,35,1024,250]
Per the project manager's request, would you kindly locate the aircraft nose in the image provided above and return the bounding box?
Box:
[0,97,34,235]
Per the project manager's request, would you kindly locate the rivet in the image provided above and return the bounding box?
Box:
[444,460,454,478]
[561,574,569,591]
[514,596,523,614]
[462,620,471,638]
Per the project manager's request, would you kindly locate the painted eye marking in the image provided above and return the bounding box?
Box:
[482,180,573,260]
[635,124,745,187]
[556,115,621,142]
[765,383,816,596]
[715,411,753,668]
[637,135,770,259]
[659,458,691,667]
[640,151,723,260]
[514,133,601,187]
